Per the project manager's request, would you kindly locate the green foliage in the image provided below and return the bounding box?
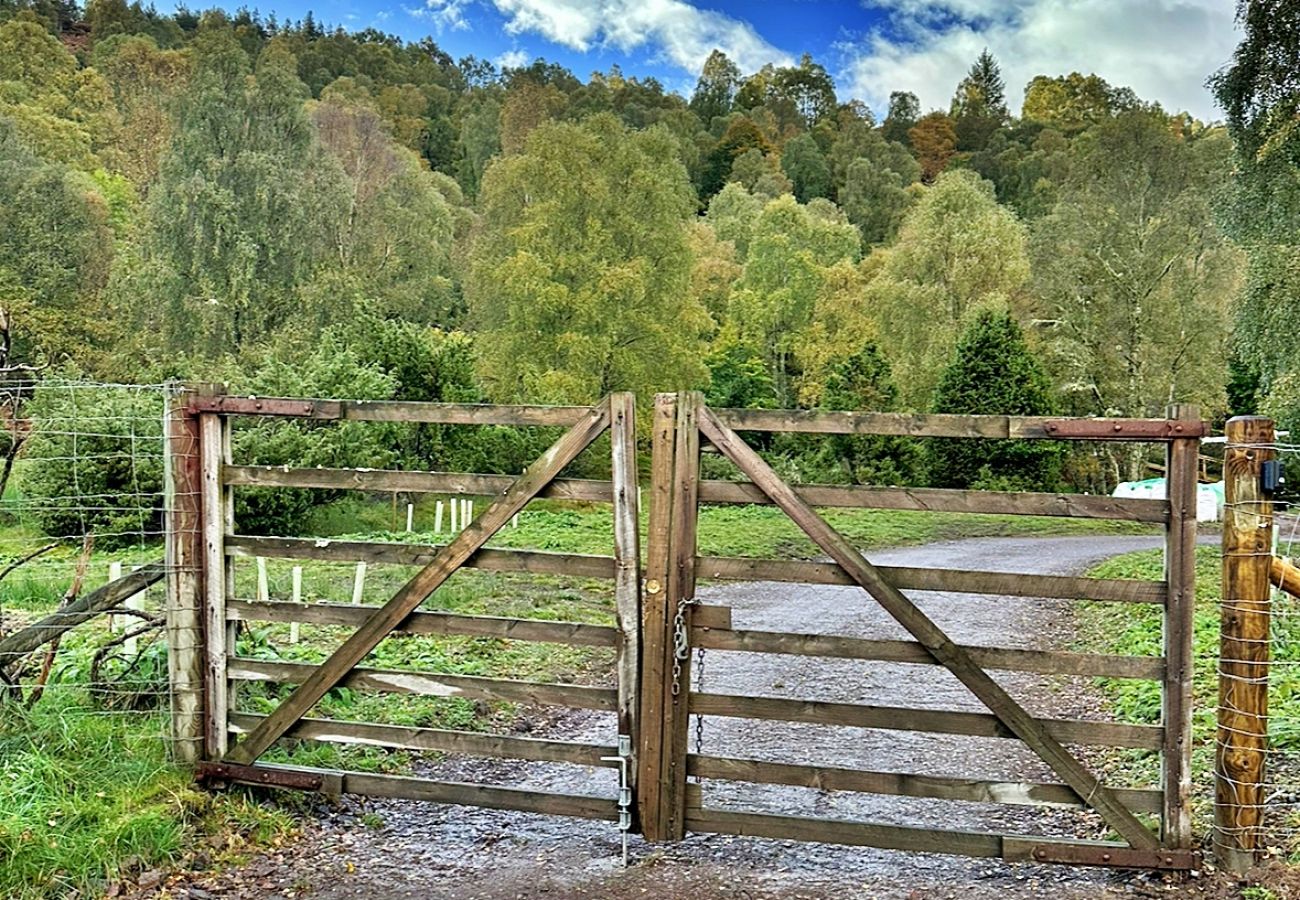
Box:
[689,49,740,125]
[780,131,831,202]
[469,114,709,403]
[864,169,1030,408]
[1021,72,1138,132]
[20,382,165,546]
[926,306,1063,489]
[1030,111,1238,439]
[0,120,115,367]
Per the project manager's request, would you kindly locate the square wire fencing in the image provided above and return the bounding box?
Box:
[0,379,177,756]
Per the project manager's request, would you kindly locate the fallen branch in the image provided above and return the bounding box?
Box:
[0,560,164,668]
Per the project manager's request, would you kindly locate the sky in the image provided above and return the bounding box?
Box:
[201,0,1242,121]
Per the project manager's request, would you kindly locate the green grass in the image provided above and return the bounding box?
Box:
[0,698,295,899]
[1078,546,1300,852]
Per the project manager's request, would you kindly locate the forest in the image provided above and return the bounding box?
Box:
[0,0,1294,514]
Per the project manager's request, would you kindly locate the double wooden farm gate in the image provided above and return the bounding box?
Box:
[166,387,1205,872]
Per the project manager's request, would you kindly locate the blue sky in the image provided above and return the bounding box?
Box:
[194,0,1240,120]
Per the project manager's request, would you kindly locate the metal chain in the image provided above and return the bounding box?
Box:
[670,596,697,696]
[694,645,706,757]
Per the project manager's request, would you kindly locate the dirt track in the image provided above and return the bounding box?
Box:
[189,535,1203,899]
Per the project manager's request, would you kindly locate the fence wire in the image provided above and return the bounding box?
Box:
[0,379,184,742]
[1211,438,1300,859]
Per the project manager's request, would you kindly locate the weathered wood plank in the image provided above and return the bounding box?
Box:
[686,754,1162,813]
[224,465,614,502]
[190,395,592,427]
[1162,405,1199,849]
[609,393,642,763]
[695,556,1167,604]
[687,807,1003,857]
[637,393,678,841]
[697,480,1167,522]
[662,391,702,841]
[688,691,1162,749]
[164,384,205,763]
[225,599,618,646]
[709,408,1206,441]
[227,713,617,767]
[200,411,229,758]
[226,535,617,580]
[224,403,611,764]
[206,762,618,820]
[690,627,1163,680]
[697,405,1162,850]
[690,808,1196,869]
[228,658,618,711]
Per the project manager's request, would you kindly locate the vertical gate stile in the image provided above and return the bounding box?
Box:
[637,393,679,842]
[165,382,205,764]
[1161,403,1199,849]
[1216,415,1276,872]
[609,393,642,793]
[663,391,702,841]
[198,385,231,759]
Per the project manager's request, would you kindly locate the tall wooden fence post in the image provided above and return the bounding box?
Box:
[199,386,232,759]
[165,383,205,764]
[1216,415,1276,872]
[1162,403,1199,848]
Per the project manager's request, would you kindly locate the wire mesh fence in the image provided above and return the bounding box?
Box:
[0,379,176,733]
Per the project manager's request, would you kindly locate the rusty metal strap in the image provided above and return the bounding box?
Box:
[1003,838,1200,870]
[1040,419,1206,440]
[195,761,325,791]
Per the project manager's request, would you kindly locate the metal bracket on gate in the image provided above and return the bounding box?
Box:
[601,734,633,866]
[195,761,327,792]
[1002,838,1201,870]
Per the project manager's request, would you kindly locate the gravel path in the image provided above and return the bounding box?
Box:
[189,534,1197,899]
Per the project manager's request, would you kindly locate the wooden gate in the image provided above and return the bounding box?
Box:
[173,388,1205,871]
[635,393,1204,870]
[172,388,642,824]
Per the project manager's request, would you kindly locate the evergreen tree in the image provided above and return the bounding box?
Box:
[927,306,1062,489]
[950,49,1007,151]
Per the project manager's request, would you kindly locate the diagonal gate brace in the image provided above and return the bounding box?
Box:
[225,400,613,765]
[697,405,1161,852]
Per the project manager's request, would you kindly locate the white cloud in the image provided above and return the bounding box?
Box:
[844,0,1240,121]
[496,48,531,69]
[486,0,792,75]
[415,0,473,30]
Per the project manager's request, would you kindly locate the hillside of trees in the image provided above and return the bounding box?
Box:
[0,0,1288,505]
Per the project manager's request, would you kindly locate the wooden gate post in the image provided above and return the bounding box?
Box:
[1216,415,1276,872]
[165,383,204,764]
[198,386,233,759]
[1162,404,1199,848]
[637,393,678,841]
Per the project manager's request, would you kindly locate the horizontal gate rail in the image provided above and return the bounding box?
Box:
[197,762,619,820]
[688,691,1163,749]
[696,556,1167,604]
[189,395,593,426]
[224,465,617,502]
[229,658,618,711]
[710,408,1208,441]
[684,808,1197,870]
[691,626,1162,680]
[228,713,618,767]
[687,754,1162,813]
[227,599,619,646]
[226,535,618,579]
[697,479,1167,521]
